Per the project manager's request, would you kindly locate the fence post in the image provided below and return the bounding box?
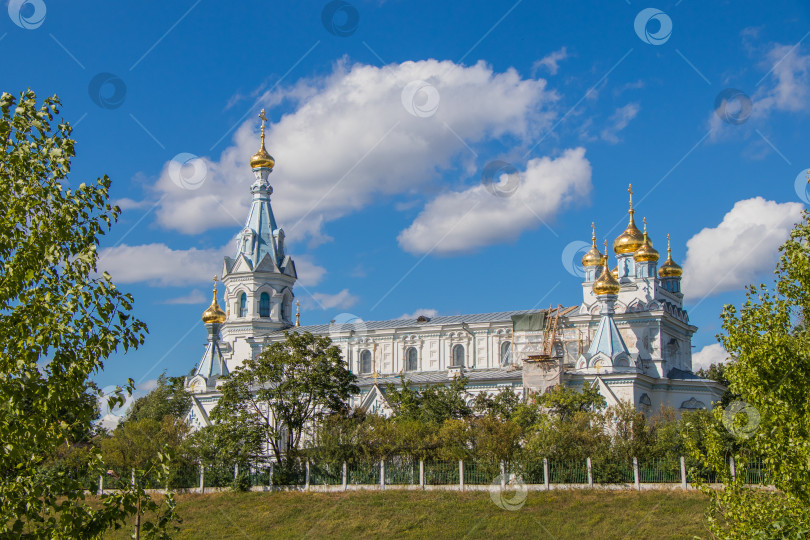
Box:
[98,474,104,495]
[199,464,204,494]
[131,468,135,488]
[342,461,348,491]
[729,456,736,482]
[587,457,593,488]
[500,461,506,490]
[633,457,640,491]
[680,456,687,490]
[380,459,385,491]
[305,460,310,491]
[543,458,549,491]
[459,460,464,491]
[419,460,425,489]
[234,463,239,482]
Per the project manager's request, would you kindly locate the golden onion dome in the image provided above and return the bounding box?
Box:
[593,240,621,296]
[250,108,275,170]
[581,222,604,268]
[202,276,226,324]
[613,184,644,254]
[634,217,660,262]
[659,234,683,278]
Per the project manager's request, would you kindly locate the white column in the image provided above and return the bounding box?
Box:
[459,460,464,491]
[500,461,506,490]
[380,460,385,490]
[587,457,593,488]
[342,462,347,491]
[633,457,640,491]
[729,456,736,482]
[305,460,310,490]
[98,475,104,495]
[680,456,687,490]
[419,460,425,489]
[543,458,550,491]
[199,464,205,494]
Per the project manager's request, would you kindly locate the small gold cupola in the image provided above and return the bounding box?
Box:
[202,276,227,324]
[613,184,644,254]
[581,222,604,267]
[658,234,683,278]
[249,109,275,170]
[593,240,621,296]
[634,217,659,262]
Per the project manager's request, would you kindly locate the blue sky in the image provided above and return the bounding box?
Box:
[4,0,810,395]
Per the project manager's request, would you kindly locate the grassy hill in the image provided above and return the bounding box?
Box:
[103,489,710,539]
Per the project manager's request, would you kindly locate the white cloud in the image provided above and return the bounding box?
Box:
[163,289,207,305]
[692,343,732,372]
[682,197,803,299]
[397,147,592,255]
[98,243,326,287]
[533,47,569,75]
[309,289,359,310]
[600,103,640,143]
[398,308,439,320]
[709,43,810,141]
[754,43,810,116]
[98,243,224,287]
[148,59,559,243]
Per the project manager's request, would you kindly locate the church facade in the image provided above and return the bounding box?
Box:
[184,113,724,429]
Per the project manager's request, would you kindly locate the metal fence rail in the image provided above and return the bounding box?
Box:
[91,455,771,493]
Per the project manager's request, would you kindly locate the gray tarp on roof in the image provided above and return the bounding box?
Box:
[511,312,545,332]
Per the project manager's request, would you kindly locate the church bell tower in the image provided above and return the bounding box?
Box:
[219,109,297,366]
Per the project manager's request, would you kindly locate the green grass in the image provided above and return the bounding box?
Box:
[103,489,711,539]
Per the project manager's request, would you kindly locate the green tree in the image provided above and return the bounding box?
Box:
[211,331,358,467]
[125,374,191,424]
[685,211,810,538]
[471,386,520,420]
[696,362,736,407]
[0,90,177,538]
[386,376,472,423]
[536,381,606,420]
[100,417,189,472]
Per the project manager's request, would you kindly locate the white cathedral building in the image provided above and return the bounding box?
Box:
[184,112,724,429]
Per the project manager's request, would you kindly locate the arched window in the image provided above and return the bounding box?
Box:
[281,300,288,321]
[259,293,270,317]
[406,347,418,372]
[238,293,247,317]
[451,344,464,367]
[500,341,512,366]
[360,350,372,374]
